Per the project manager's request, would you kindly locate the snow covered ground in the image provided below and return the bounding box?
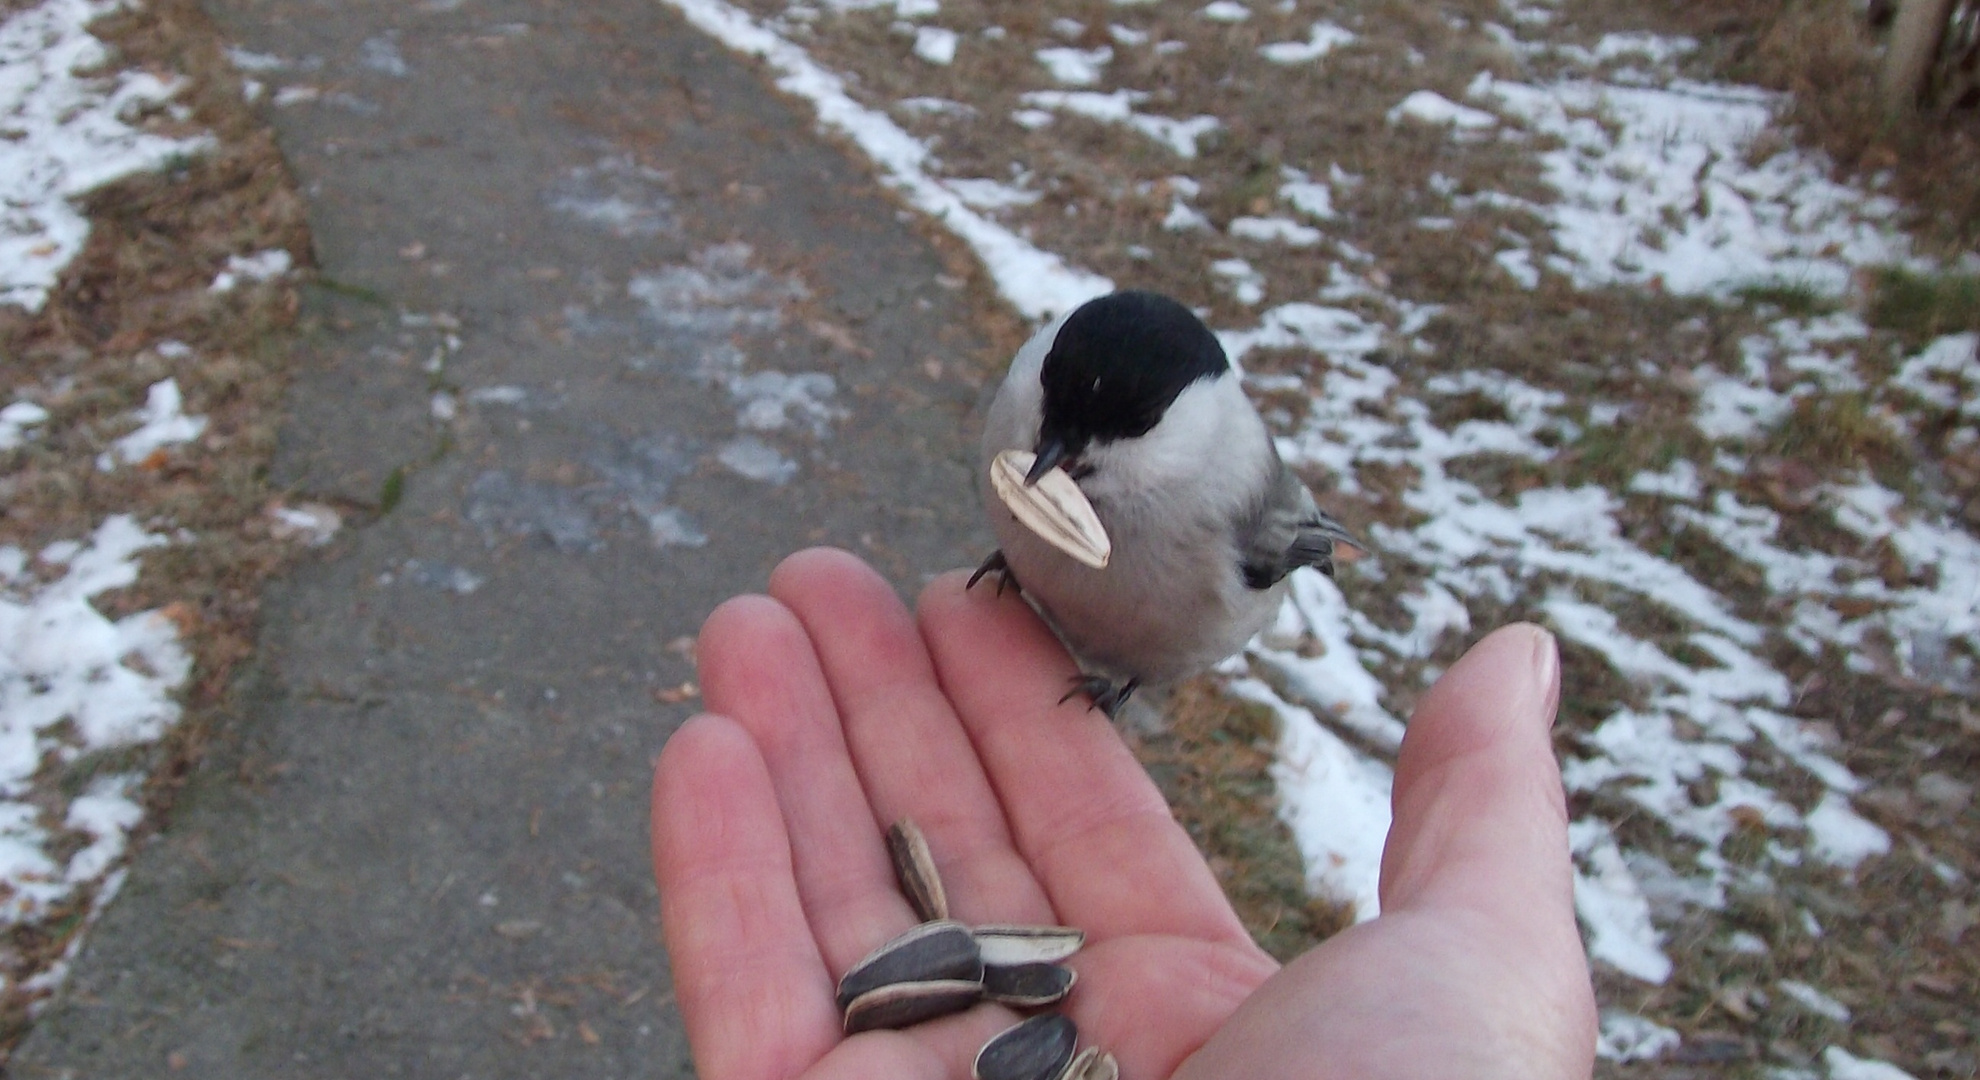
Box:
[665,0,1973,1074]
[1,0,210,311]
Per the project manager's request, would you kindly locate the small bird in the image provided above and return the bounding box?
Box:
[974,290,1354,716]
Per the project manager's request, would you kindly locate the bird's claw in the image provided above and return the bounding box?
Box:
[967,550,1023,597]
[1059,675,1139,719]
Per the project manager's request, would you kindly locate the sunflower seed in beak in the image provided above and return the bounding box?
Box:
[836,920,982,1011]
[973,1013,1079,1080]
[982,961,1077,1008]
[973,925,1085,967]
[990,450,1111,570]
[842,979,984,1034]
[888,819,949,923]
[1062,1047,1119,1080]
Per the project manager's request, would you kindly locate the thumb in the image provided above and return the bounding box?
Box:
[1379,623,1573,928]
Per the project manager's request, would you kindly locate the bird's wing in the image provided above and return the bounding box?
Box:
[1238,466,1357,590]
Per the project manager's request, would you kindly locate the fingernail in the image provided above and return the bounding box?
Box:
[1528,625,1561,728]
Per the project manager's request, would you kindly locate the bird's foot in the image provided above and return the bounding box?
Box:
[1059,675,1139,719]
[967,550,1023,597]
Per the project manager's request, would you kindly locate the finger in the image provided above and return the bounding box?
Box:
[1379,623,1578,937]
[1061,938,1278,1080]
[806,1007,1019,1080]
[652,714,839,1080]
[770,549,1054,925]
[697,592,914,975]
[918,570,1253,949]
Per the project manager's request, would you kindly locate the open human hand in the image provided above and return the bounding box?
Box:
[651,548,1596,1080]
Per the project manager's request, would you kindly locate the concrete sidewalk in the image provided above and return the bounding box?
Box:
[13,0,994,1074]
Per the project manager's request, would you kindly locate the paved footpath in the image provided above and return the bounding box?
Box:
[15,0,993,1075]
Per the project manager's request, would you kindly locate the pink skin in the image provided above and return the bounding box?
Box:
[652,548,1597,1080]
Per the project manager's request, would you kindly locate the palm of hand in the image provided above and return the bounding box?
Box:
[652,550,1595,1080]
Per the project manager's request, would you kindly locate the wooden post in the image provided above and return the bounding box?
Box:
[1881,0,1958,116]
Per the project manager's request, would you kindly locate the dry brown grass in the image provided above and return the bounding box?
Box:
[1125,680,1356,960]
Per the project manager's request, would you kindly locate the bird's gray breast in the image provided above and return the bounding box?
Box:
[984,464,1283,685]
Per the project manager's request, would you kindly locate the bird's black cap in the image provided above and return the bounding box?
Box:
[1035,290,1229,466]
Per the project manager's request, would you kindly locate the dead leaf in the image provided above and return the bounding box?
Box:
[652,681,698,704]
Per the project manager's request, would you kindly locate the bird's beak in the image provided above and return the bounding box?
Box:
[1025,437,1069,486]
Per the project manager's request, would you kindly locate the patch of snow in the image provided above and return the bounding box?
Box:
[267,502,342,546]
[1777,979,1851,1023]
[1628,460,1701,501]
[913,26,957,64]
[1823,1047,1919,1080]
[1472,73,1913,296]
[1803,791,1889,870]
[1725,930,1770,955]
[0,515,187,958]
[96,379,207,470]
[1252,569,1407,751]
[1277,167,1335,220]
[1199,1,1249,21]
[1570,819,1672,983]
[895,95,973,116]
[209,248,294,291]
[1594,32,1695,66]
[1018,89,1221,158]
[815,0,936,14]
[1495,247,1539,288]
[222,45,287,72]
[1157,176,1211,231]
[1387,89,1498,130]
[1227,673,1392,920]
[1229,216,1323,246]
[1260,21,1355,64]
[1210,258,1265,306]
[1691,363,1791,440]
[946,177,1041,209]
[0,402,51,452]
[1036,46,1111,85]
[1,0,214,311]
[1892,332,1977,414]
[1596,1009,1681,1062]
